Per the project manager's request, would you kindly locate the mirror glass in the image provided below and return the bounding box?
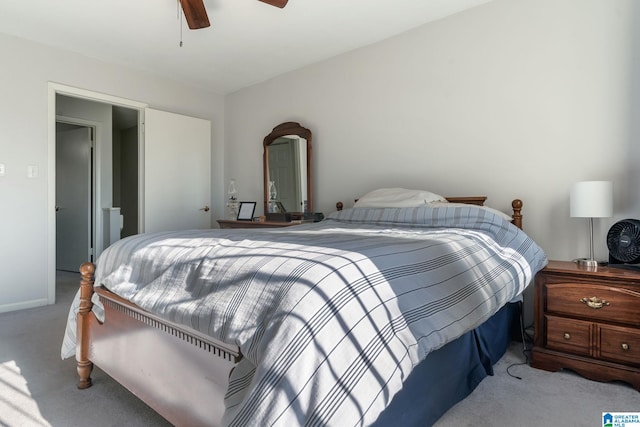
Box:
[263,122,312,215]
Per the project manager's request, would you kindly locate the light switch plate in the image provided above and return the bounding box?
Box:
[27,165,38,178]
[0,164,5,176]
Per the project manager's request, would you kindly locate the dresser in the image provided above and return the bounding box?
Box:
[531,260,640,390]
[217,220,301,229]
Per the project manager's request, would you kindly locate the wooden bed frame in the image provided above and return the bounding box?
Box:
[336,197,523,229]
[74,197,524,426]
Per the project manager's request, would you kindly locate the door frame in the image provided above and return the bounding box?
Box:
[47,82,148,304]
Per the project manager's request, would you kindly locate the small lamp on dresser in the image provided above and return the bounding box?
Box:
[570,180,613,267]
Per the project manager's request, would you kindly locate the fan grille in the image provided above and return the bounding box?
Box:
[607,219,640,264]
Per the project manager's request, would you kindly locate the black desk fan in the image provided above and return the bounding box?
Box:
[607,219,640,270]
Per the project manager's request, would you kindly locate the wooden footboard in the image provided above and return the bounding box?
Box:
[77,263,242,427]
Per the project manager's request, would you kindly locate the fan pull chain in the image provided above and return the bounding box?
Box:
[177,0,184,47]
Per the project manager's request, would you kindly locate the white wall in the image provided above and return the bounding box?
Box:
[225,0,639,263]
[0,33,225,312]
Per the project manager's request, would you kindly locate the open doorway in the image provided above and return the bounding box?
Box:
[48,84,148,305]
[54,96,140,276]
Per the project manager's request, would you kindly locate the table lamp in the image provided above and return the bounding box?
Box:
[570,180,613,267]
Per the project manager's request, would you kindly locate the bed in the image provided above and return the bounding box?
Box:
[61,192,547,427]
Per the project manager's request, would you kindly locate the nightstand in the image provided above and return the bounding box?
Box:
[217,220,301,229]
[531,260,640,390]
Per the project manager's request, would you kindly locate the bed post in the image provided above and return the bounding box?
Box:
[511,199,523,230]
[77,262,95,389]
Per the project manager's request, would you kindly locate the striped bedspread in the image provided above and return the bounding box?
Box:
[62,205,547,426]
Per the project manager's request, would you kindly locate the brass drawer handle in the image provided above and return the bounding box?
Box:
[622,343,630,351]
[580,296,610,309]
[563,332,571,340]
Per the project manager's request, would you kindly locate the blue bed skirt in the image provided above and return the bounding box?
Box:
[372,302,519,426]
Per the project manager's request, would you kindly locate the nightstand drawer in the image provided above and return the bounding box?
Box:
[599,325,640,366]
[545,315,591,356]
[546,283,640,326]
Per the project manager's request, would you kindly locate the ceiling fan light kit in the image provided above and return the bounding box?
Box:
[179,0,288,31]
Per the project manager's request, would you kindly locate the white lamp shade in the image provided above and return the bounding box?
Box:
[570,181,613,218]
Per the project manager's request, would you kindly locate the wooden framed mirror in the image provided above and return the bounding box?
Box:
[263,122,312,215]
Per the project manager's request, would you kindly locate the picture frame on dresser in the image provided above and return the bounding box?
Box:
[237,202,256,221]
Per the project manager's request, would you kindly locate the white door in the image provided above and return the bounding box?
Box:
[56,126,92,271]
[144,108,211,232]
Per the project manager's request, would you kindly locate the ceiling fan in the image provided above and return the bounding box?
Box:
[180,0,289,30]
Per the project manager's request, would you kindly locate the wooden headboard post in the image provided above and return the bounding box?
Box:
[335,197,524,230]
[511,199,523,230]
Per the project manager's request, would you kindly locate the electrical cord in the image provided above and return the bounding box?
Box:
[506,300,533,380]
[506,342,531,380]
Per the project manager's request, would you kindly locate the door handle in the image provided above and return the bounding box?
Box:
[200,205,210,212]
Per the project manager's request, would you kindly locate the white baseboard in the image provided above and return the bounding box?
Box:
[0,298,49,314]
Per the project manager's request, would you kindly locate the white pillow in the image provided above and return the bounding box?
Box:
[354,188,447,208]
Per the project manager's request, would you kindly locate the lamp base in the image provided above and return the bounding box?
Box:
[575,258,599,268]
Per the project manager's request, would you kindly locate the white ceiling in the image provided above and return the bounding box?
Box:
[0,0,492,95]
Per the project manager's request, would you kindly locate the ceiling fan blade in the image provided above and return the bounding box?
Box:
[258,0,289,8]
[181,0,211,29]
